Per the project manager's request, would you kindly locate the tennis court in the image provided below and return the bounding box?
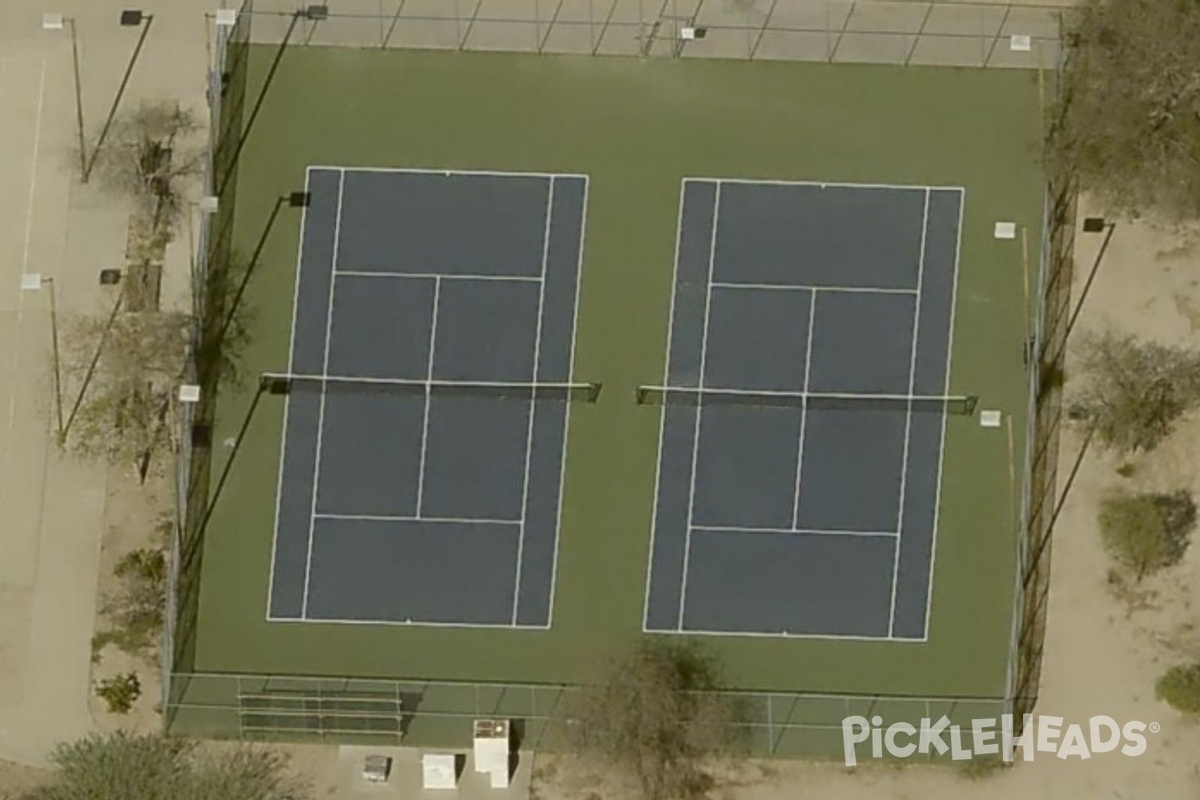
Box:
[267,167,588,628]
[644,179,966,639]
[176,45,1046,750]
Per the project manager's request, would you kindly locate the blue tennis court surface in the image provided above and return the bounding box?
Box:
[644,179,964,640]
[267,168,587,628]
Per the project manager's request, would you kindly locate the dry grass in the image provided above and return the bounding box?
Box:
[0,759,48,799]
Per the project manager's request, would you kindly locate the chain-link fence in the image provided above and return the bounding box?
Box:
[1007,39,1075,728]
[165,671,1008,758]
[235,0,1062,68]
[163,0,1067,752]
[163,3,255,728]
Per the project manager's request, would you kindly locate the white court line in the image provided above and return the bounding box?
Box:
[790,289,818,529]
[545,174,591,630]
[637,385,954,403]
[413,276,441,518]
[309,165,585,181]
[511,176,554,625]
[711,281,916,295]
[699,176,965,193]
[922,188,967,639]
[299,169,346,620]
[314,513,520,526]
[643,624,925,643]
[887,188,931,638]
[691,525,899,538]
[676,182,721,630]
[0,60,46,523]
[266,167,314,616]
[264,372,589,391]
[266,613,547,631]
[335,269,542,283]
[641,179,689,632]
[20,61,45,278]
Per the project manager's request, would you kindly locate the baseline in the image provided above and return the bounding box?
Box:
[698,176,965,193]
[334,270,541,283]
[691,524,897,538]
[711,281,916,295]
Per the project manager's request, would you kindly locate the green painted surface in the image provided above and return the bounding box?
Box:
[188,47,1042,730]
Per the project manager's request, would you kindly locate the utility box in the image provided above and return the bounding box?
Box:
[472,720,511,788]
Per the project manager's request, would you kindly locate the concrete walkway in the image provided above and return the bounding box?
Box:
[0,0,211,766]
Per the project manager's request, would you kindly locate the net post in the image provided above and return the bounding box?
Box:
[260,373,291,395]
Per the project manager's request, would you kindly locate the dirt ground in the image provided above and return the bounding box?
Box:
[507,206,1200,800]
[0,760,47,800]
[86,463,171,733]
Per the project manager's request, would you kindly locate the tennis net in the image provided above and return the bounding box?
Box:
[261,373,602,402]
[635,385,977,415]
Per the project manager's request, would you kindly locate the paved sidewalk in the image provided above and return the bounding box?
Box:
[0,0,212,766]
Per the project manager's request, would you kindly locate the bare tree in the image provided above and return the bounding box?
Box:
[17,733,309,800]
[570,639,743,800]
[1048,0,1200,220]
[1068,330,1200,452]
[60,248,252,470]
[83,100,205,233]
[61,308,189,467]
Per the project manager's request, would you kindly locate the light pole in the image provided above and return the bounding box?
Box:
[1044,422,1096,540]
[41,14,86,178]
[60,291,124,447]
[1063,217,1117,344]
[189,375,271,546]
[217,5,328,197]
[45,10,156,183]
[215,191,310,348]
[19,273,64,442]
[84,10,155,183]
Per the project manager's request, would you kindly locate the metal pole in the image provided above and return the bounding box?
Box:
[1041,422,1099,542]
[83,15,155,183]
[61,291,124,444]
[217,11,304,198]
[68,18,87,178]
[1062,222,1116,344]
[191,380,267,545]
[45,278,65,443]
[1034,424,1096,571]
[215,195,286,347]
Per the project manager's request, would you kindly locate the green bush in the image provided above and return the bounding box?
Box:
[1156,663,1200,713]
[1098,490,1195,580]
[95,672,141,714]
[1049,0,1200,221]
[1069,331,1200,453]
[25,732,309,800]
